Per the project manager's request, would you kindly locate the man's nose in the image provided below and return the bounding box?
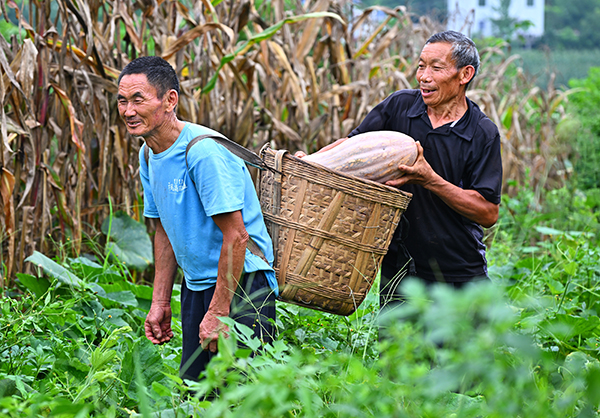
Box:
[123,102,137,116]
[419,67,432,82]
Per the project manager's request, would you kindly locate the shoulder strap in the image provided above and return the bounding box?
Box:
[247,237,270,265]
[144,143,150,165]
[144,134,275,174]
[185,134,270,172]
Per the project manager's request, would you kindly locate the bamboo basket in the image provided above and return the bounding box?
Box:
[258,147,412,316]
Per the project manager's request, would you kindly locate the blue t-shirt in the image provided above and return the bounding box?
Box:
[139,122,278,294]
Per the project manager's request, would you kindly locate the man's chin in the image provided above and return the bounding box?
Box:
[126,128,146,137]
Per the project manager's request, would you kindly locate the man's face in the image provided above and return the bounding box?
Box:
[117,74,168,138]
[416,42,466,110]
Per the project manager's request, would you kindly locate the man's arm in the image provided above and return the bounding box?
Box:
[145,219,177,344]
[386,142,499,228]
[199,210,249,353]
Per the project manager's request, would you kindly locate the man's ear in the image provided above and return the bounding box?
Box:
[164,89,179,112]
[459,65,476,86]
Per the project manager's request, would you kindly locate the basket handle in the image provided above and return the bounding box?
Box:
[271,150,287,286]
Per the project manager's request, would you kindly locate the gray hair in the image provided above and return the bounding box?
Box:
[426,30,480,86]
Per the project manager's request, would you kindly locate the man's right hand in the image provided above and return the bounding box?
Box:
[145,303,174,344]
[294,151,307,158]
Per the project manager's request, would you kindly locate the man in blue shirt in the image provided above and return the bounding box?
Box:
[117,56,278,381]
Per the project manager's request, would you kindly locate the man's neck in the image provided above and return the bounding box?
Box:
[145,118,186,154]
[427,96,469,129]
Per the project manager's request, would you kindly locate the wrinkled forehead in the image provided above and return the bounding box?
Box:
[419,42,455,64]
[117,74,158,97]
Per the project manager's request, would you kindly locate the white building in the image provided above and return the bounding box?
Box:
[447,0,545,39]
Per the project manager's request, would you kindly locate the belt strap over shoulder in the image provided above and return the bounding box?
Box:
[247,237,269,265]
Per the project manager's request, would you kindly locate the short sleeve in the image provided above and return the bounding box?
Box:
[466,125,503,205]
[139,145,159,218]
[349,96,391,137]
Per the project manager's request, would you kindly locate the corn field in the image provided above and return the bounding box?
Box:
[0,0,575,286]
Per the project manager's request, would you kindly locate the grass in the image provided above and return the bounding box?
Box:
[2,184,600,417]
[512,47,600,88]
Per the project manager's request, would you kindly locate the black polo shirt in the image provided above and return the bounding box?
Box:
[349,89,502,282]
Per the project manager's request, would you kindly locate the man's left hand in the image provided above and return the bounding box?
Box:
[199,310,229,353]
[385,141,437,188]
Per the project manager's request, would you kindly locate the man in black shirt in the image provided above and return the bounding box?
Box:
[301,31,502,307]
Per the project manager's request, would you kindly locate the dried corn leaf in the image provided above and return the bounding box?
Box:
[50,82,86,155]
[0,167,15,215]
[162,23,235,60]
[294,0,330,62]
[14,39,37,103]
[202,11,344,94]
[269,40,307,123]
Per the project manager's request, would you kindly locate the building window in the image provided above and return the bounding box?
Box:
[479,20,485,31]
[527,0,534,5]
[479,0,485,6]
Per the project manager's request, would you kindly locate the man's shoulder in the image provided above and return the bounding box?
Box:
[184,124,230,154]
[184,125,244,169]
[387,89,421,103]
[375,89,423,116]
[467,98,500,138]
[184,123,223,144]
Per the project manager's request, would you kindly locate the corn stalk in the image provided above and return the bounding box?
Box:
[0,0,572,285]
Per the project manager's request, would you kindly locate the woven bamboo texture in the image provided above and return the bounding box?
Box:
[258,147,412,316]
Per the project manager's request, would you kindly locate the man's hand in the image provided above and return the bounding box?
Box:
[385,141,436,188]
[386,141,499,227]
[199,309,229,353]
[145,302,174,344]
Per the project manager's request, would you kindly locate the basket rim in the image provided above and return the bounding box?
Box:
[260,146,413,199]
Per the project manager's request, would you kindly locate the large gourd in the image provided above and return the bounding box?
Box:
[303,130,418,183]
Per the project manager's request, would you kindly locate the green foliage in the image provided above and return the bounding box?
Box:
[4,178,600,416]
[543,0,600,50]
[0,250,186,416]
[276,281,380,362]
[569,67,600,190]
[101,211,154,272]
[490,186,600,361]
[184,279,600,417]
[0,20,24,39]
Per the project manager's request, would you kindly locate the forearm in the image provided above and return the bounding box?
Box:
[389,141,499,228]
[208,213,249,316]
[424,173,499,228]
[152,220,178,304]
[145,219,177,345]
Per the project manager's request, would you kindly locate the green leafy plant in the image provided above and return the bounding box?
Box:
[0,251,184,416]
[569,67,600,190]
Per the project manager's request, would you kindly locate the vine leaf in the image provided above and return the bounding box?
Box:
[101,211,153,272]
